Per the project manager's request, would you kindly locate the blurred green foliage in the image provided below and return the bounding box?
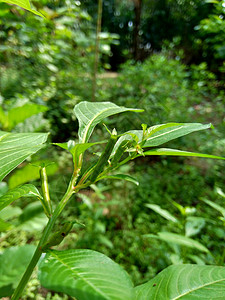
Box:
[0,0,224,298]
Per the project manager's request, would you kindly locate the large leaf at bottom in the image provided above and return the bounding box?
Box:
[39,249,134,300]
[135,264,225,299]
[74,101,143,143]
[0,131,48,181]
[0,184,42,211]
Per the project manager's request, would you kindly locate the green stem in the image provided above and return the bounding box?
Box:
[11,172,78,300]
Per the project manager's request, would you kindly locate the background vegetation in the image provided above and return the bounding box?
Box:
[0,0,224,298]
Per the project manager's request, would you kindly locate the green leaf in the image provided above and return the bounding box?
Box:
[8,160,58,189]
[185,217,205,237]
[0,131,48,182]
[144,123,213,147]
[0,0,44,17]
[135,264,225,299]
[39,249,135,300]
[201,198,225,218]
[0,245,36,297]
[99,174,139,185]
[0,184,42,211]
[74,101,143,143]
[143,148,225,160]
[0,218,13,232]
[144,232,209,253]
[145,204,178,223]
[113,123,213,152]
[3,103,48,131]
[0,206,22,220]
[54,140,106,168]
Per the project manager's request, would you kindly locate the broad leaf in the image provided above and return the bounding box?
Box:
[143,148,225,160]
[0,131,48,182]
[0,184,42,211]
[0,245,36,297]
[114,123,213,152]
[99,174,139,185]
[39,249,135,300]
[144,232,209,253]
[185,216,205,237]
[145,204,178,223]
[1,103,48,131]
[144,123,213,147]
[74,101,143,143]
[0,0,44,17]
[135,264,225,299]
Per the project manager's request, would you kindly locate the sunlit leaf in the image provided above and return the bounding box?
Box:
[0,0,44,17]
[0,131,48,182]
[135,264,225,299]
[74,101,143,143]
[39,249,135,300]
[145,203,178,223]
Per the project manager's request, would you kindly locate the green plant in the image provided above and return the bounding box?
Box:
[0,101,225,299]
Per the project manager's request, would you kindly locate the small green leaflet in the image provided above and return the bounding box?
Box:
[144,231,209,253]
[145,204,178,223]
[0,184,42,211]
[0,0,44,17]
[74,101,143,143]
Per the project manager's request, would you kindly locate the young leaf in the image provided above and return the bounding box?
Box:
[39,249,135,300]
[144,232,209,253]
[145,204,178,223]
[0,0,44,17]
[135,264,225,300]
[0,131,48,182]
[143,148,225,160]
[74,101,143,143]
[0,184,42,211]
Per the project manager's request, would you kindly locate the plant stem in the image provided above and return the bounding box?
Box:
[11,172,78,300]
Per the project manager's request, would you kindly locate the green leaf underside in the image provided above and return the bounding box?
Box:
[114,123,213,152]
[0,184,42,211]
[135,264,225,300]
[0,0,44,17]
[144,232,209,253]
[0,131,48,182]
[99,174,139,185]
[74,101,143,143]
[39,249,134,300]
[145,204,178,223]
[143,148,225,160]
